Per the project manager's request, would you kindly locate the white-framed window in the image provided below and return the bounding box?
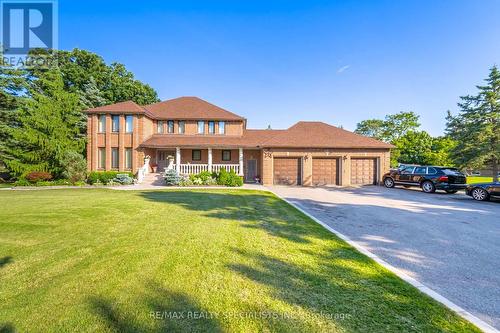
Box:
[168,120,174,133]
[98,148,106,169]
[98,115,106,133]
[197,121,205,134]
[157,121,164,134]
[111,148,119,169]
[125,115,133,133]
[111,115,120,132]
[208,121,215,134]
[125,148,132,169]
[218,121,225,134]
[178,121,185,134]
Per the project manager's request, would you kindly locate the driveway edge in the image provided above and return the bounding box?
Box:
[273,192,498,333]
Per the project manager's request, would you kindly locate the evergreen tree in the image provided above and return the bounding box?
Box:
[446,66,500,182]
[4,70,85,177]
[0,66,28,168]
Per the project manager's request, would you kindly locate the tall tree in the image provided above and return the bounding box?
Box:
[355,111,420,143]
[354,119,385,140]
[3,70,85,177]
[393,131,433,165]
[446,66,500,182]
[0,66,28,168]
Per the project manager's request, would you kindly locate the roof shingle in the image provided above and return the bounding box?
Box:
[144,97,245,121]
[261,121,394,149]
[85,101,145,113]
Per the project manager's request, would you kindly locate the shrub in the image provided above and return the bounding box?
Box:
[178,175,193,186]
[13,178,31,186]
[226,169,243,187]
[87,171,134,185]
[113,174,134,185]
[217,167,229,185]
[60,151,87,184]
[25,171,52,183]
[164,169,181,186]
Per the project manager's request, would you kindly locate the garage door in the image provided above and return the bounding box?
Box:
[312,158,339,186]
[351,158,377,185]
[274,158,301,185]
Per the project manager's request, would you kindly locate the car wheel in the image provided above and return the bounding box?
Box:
[445,190,458,194]
[421,181,436,193]
[471,188,489,201]
[384,177,395,188]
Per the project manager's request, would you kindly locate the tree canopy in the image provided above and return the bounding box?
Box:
[0,48,159,177]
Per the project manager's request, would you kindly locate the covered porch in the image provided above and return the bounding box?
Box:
[141,147,261,182]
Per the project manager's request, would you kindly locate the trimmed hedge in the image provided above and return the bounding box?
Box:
[87,171,134,185]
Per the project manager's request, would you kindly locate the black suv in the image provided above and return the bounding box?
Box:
[383,166,467,193]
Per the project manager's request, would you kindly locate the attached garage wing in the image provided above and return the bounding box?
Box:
[273,157,301,185]
[312,158,339,186]
[351,158,377,185]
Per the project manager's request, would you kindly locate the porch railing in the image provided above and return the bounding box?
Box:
[212,164,239,174]
[179,164,239,175]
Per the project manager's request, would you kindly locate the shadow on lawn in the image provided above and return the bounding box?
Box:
[0,256,13,269]
[0,323,15,333]
[89,281,222,333]
[139,190,324,244]
[227,247,478,332]
[137,190,479,332]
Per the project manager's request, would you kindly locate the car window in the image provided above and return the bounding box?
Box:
[414,167,427,174]
[401,166,415,174]
[427,167,437,174]
[441,168,461,176]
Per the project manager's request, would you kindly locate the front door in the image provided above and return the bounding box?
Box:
[157,151,174,172]
[246,159,257,182]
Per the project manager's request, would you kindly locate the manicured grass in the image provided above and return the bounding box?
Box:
[0,189,479,332]
[0,182,13,188]
[467,176,493,184]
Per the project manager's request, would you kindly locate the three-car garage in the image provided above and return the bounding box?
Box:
[270,154,383,187]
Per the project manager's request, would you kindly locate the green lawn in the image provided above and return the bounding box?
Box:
[0,189,479,332]
[467,176,493,184]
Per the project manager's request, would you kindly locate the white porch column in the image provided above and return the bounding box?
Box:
[176,147,181,173]
[208,148,213,172]
[238,148,244,176]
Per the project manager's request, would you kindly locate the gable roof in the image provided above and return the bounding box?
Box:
[85,101,146,114]
[261,121,394,149]
[144,97,245,121]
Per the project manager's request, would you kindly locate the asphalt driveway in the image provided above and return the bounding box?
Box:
[268,185,500,329]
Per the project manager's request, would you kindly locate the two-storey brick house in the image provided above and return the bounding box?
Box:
[85,96,393,186]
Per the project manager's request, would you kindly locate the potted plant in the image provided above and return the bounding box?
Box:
[151,163,158,173]
[254,175,261,184]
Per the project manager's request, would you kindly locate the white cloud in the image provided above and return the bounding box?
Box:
[337,65,350,74]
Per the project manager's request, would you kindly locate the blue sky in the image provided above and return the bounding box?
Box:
[59,0,500,135]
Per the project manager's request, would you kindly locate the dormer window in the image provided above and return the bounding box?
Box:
[157,121,164,134]
[167,120,174,133]
[197,121,205,134]
[208,121,215,134]
[218,121,225,135]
